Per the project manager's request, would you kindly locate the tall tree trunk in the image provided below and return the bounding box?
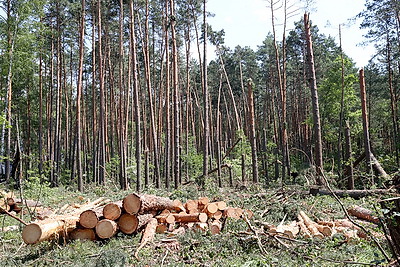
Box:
[247,80,259,183]
[359,68,374,179]
[97,0,106,185]
[129,0,142,191]
[202,0,209,188]
[91,4,98,184]
[118,0,127,190]
[75,0,85,191]
[143,0,161,188]
[164,0,171,189]
[345,121,354,190]
[304,13,324,184]
[170,0,180,189]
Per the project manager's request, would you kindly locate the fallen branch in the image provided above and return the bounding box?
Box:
[0,206,27,225]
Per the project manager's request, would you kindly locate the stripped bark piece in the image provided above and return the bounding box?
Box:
[69,228,96,241]
[276,221,299,238]
[96,219,118,239]
[118,213,139,234]
[103,201,123,220]
[134,218,158,259]
[173,212,208,223]
[79,207,103,229]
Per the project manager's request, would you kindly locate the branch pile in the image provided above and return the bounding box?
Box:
[20,193,248,249]
[261,209,379,242]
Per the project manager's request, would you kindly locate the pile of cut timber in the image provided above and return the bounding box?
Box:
[21,193,249,245]
[262,210,372,241]
[1,190,42,214]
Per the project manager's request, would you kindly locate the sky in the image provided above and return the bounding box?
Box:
[206,0,375,68]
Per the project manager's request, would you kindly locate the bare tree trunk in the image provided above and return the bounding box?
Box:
[118,0,127,190]
[359,68,374,179]
[247,80,259,183]
[345,121,354,190]
[75,0,86,191]
[129,0,142,191]
[38,19,44,177]
[164,0,171,189]
[91,4,98,184]
[304,13,324,184]
[202,0,209,188]
[170,0,180,189]
[143,0,161,188]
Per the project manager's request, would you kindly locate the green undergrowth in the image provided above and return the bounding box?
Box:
[0,178,393,266]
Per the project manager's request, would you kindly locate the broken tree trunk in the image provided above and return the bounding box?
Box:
[347,205,380,224]
[309,187,397,199]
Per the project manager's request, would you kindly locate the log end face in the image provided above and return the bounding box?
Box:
[22,223,42,244]
[96,219,117,239]
[118,214,139,234]
[123,194,141,214]
[79,210,98,229]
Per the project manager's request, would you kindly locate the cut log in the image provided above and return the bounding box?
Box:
[212,210,223,220]
[184,199,198,213]
[123,193,184,215]
[203,202,218,216]
[79,207,103,229]
[299,211,323,239]
[103,201,123,221]
[276,221,300,238]
[297,215,312,238]
[156,223,168,234]
[315,224,333,237]
[347,205,379,224]
[122,193,141,214]
[223,207,241,219]
[95,219,118,239]
[156,212,175,224]
[172,212,208,223]
[134,218,158,259]
[209,220,222,235]
[118,213,139,234]
[197,197,209,210]
[216,201,227,210]
[69,228,96,241]
[22,215,79,244]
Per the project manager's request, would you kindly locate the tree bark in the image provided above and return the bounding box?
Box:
[304,13,324,183]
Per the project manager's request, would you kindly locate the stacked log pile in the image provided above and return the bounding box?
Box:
[1,190,42,214]
[21,193,247,245]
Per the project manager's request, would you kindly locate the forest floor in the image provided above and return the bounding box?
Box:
[0,176,394,267]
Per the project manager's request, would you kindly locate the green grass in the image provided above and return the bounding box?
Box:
[0,178,392,267]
